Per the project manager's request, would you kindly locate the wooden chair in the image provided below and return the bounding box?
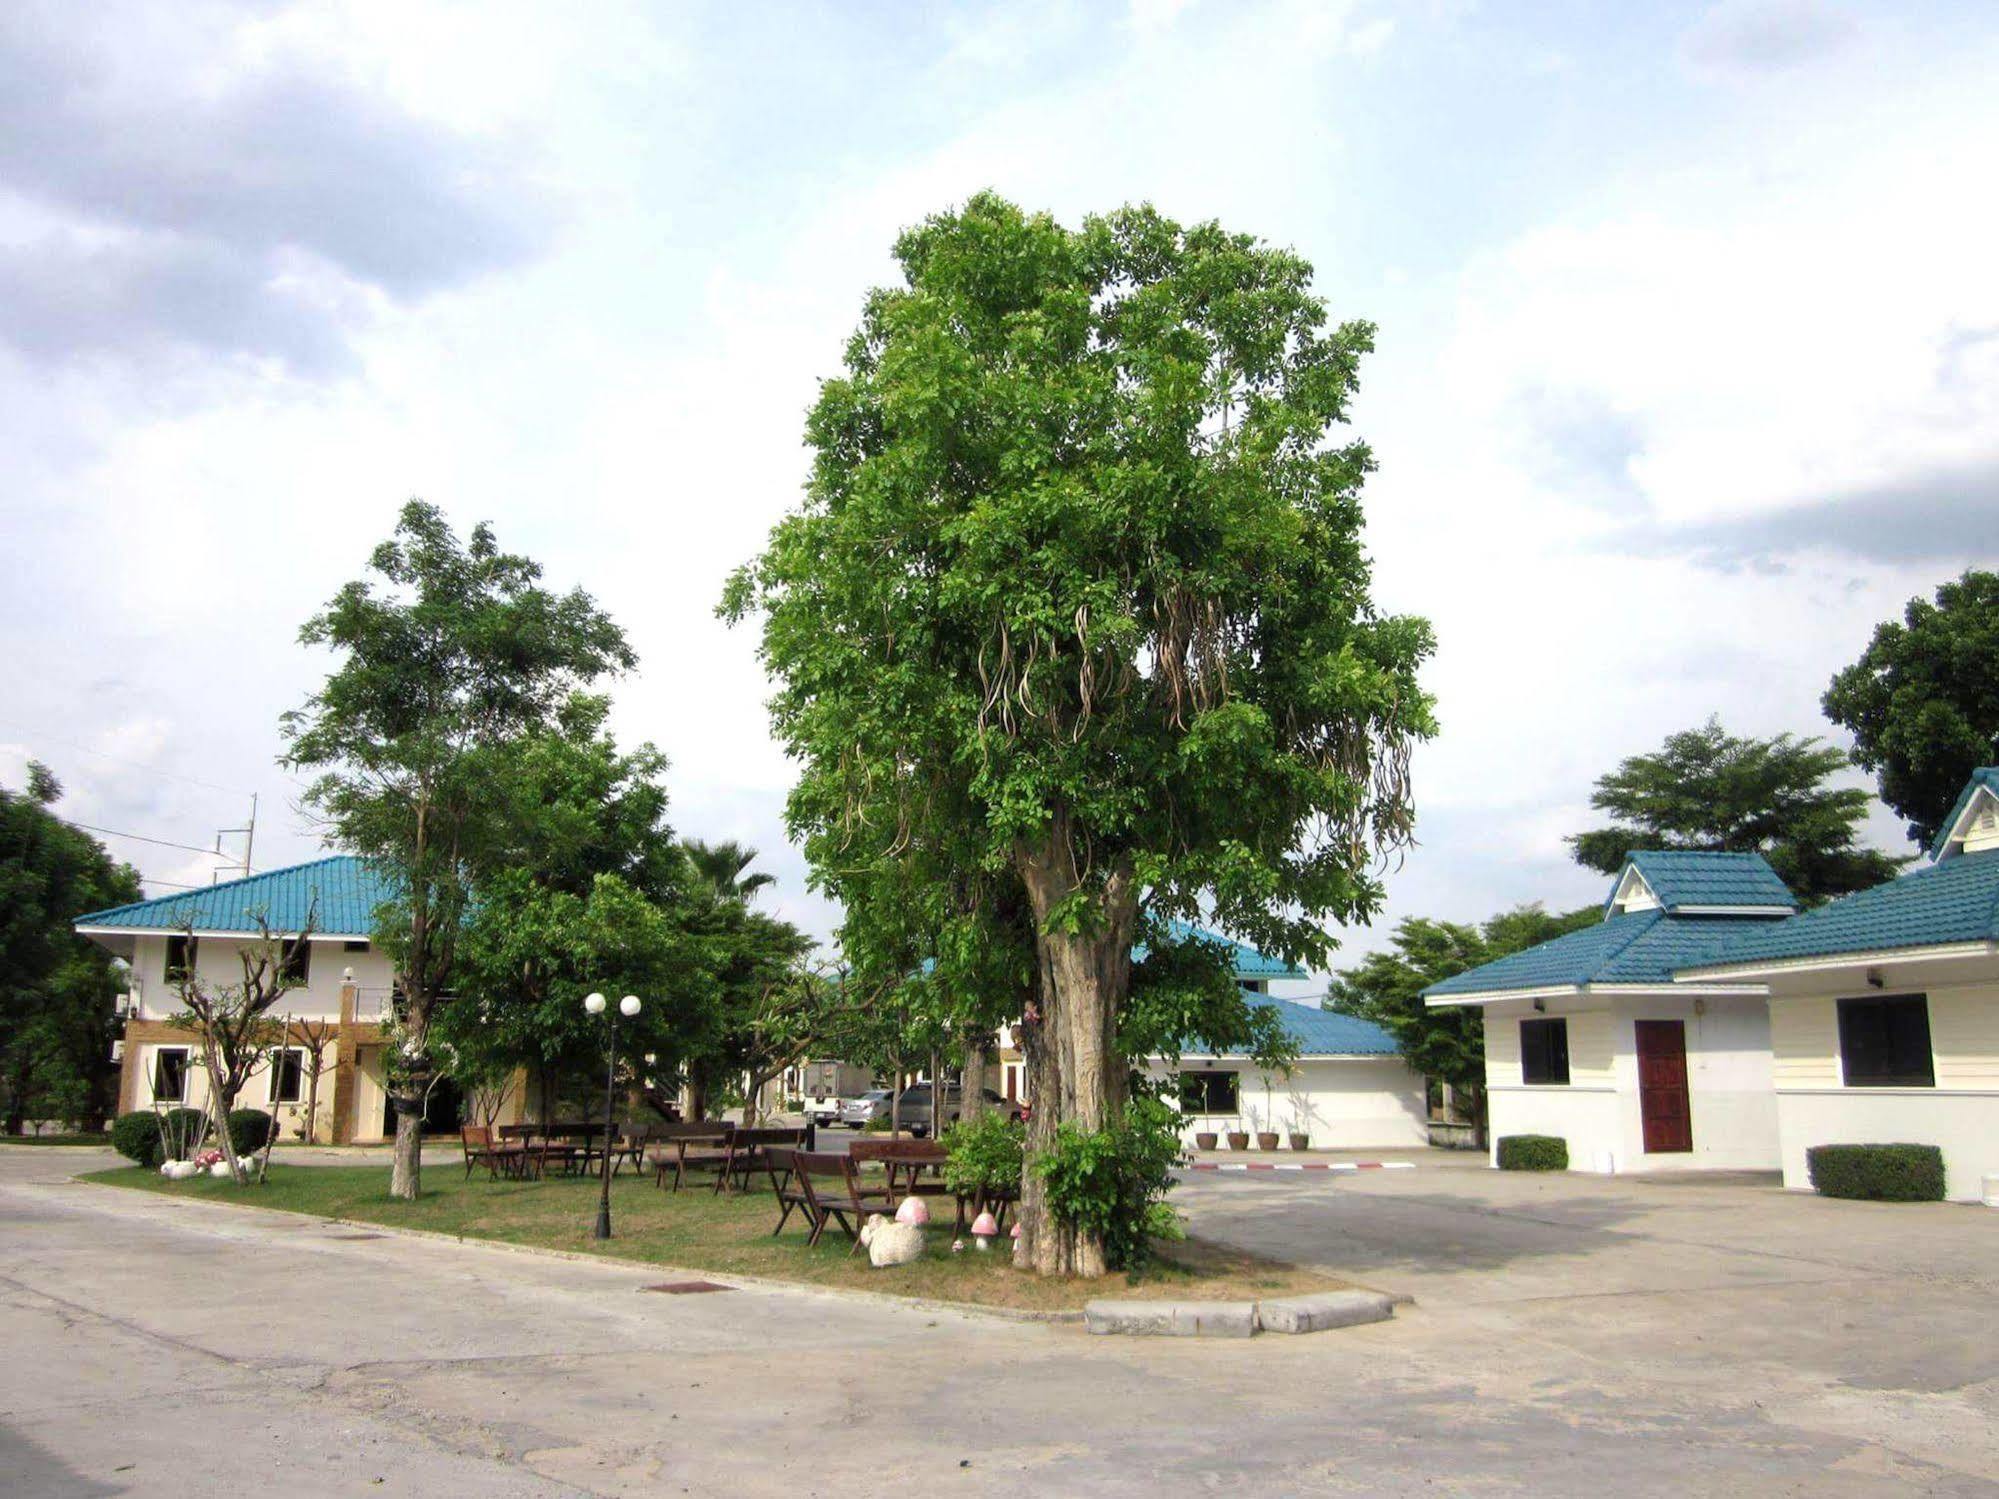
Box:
[460,1125,511,1180]
[765,1147,813,1239]
[647,1121,735,1192]
[790,1151,898,1253]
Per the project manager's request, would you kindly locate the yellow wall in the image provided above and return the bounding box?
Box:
[1771,983,1999,1091]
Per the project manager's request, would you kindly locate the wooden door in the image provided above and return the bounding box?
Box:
[1635,1020,1692,1154]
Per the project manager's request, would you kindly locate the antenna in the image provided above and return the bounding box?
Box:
[213,793,258,883]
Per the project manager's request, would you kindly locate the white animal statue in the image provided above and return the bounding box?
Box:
[208,1159,235,1179]
[893,1195,930,1227]
[164,1160,201,1180]
[859,1214,924,1268]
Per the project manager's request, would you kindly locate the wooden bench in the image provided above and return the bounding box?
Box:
[460,1125,521,1180]
[849,1138,951,1198]
[777,1151,898,1252]
[717,1126,809,1194]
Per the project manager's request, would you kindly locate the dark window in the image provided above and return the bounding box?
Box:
[1178,1070,1241,1114]
[279,939,310,986]
[1838,995,1934,1087]
[153,1047,189,1103]
[343,939,369,953]
[164,935,197,983]
[1520,1018,1571,1085]
[268,1048,304,1104]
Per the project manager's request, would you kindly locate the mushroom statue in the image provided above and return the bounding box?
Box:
[894,1195,930,1227]
[970,1210,999,1250]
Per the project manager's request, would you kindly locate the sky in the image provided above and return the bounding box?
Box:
[4,0,1996,995]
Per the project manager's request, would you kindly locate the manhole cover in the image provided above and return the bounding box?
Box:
[644,1281,731,1295]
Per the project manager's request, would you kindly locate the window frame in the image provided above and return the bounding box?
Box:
[1177,1069,1241,1116]
[164,934,198,984]
[1519,1017,1572,1086]
[267,1046,306,1104]
[152,1046,190,1103]
[1836,994,1935,1088]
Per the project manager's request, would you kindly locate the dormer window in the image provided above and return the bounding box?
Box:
[1608,867,1661,914]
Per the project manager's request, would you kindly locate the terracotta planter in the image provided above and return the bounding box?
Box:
[1256,1131,1280,1151]
[1226,1131,1250,1151]
[1287,1133,1310,1151]
[1194,1132,1218,1151]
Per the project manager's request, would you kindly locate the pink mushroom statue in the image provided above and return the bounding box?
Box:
[971,1210,999,1250]
[894,1195,930,1227]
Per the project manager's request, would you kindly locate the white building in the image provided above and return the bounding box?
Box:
[1424,851,1798,1176]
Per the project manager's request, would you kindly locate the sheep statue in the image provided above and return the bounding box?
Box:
[859,1213,925,1269]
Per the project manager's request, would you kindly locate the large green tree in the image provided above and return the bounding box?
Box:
[1824,570,1999,847]
[725,194,1434,1276]
[0,764,141,1133]
[1329,904,1597,1144]
[282,501,635,1198]
[1568,717,1901,905]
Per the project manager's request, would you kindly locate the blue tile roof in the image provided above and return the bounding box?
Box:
[1424,909,1779,997]
[1678,849,1999,972]
[74,855,395,937]
[1148,920,1311,982]
[1615,850,1798,913]
[1928,767,1999,860]
[1180,993,1400,1058]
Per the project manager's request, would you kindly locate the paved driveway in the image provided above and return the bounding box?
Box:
[3,1146,1995,1496]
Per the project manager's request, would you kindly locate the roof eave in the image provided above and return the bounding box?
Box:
[1676,939,1999,982]
[1428,980,1768,1008]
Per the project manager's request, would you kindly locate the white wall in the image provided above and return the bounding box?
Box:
[1156,1056,1429,1150]
[124,933,397,1020]
[1481,994,1781,1175]
[1775,1090,1998,1202]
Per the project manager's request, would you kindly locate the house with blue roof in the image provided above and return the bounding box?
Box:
[1424,849,1800,1176]
[1676,768,1999,1201]
[74,855,430,1145]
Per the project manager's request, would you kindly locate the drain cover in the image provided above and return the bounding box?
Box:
[328,1233,385,1242]
[644,1281,731,1295]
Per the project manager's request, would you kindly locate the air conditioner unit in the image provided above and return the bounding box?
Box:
[110,1039,125,1063]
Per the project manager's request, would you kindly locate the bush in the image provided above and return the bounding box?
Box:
[227,1109,278,1156]
[1496,1134,1568,1171]
[1033,1095,1186,1273]
[110,1108,209,1167]
[862,1113,893,1133]
[1806,1143,1946,1202]
[944,1112,1024,1197]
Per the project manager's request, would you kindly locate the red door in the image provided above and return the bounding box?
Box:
[1635,1020,1692,1154]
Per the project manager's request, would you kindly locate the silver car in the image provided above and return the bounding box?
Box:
[838,1089,894,1128]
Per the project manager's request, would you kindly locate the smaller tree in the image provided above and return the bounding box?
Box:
[167,907,316,1181]
[1329,904,1598,1145]
[1569,717,1902,904]
[735,963,845,1125]
[290,1014,337,1143]
[1824,569,1999,846]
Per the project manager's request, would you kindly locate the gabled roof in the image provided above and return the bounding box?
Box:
[74,855,394,937]
[1677,849,1999,975]
[1929,767,1999,861]
[1609,850,1798,914]
[1177,993,1399,1059]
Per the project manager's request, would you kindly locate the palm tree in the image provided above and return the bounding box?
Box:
[682,838,775,904]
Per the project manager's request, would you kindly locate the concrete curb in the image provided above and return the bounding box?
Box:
[74,1173,1085,1326]
[1182,1160,1417,1174]
[1086,1288,1397,1337]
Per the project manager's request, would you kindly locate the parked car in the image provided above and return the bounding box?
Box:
[800,1094,843,1128]
[893,1084,1024,1136]
[838,1089,894,1128]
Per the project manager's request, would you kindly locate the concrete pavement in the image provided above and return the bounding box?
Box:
[2,1145,1995,1495]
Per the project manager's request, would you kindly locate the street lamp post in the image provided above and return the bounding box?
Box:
[584,991,641,1241]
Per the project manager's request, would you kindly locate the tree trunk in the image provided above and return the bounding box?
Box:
[961,1037,989,1123]
[1011,827,1136,1279]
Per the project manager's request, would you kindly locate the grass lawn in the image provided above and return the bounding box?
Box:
[86,1163,1342,1313]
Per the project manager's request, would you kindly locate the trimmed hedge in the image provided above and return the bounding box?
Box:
[1805,1143,1945,1202]
[110,1108,210,1167]
[227,1109,278,1156]
[1496,1134,1568,1171]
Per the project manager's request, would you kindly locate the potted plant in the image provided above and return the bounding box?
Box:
[1194,1131,1218,1150]
[1226,1129,1250,1150]
[1287,1129,1310,1151]
[1256,1130,1280,1151]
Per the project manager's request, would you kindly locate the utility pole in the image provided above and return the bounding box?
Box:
[213,793,257,882]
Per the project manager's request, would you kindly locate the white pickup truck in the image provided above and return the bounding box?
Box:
[800,1094,845,1129]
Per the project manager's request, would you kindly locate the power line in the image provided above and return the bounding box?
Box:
[62,820,239,860]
